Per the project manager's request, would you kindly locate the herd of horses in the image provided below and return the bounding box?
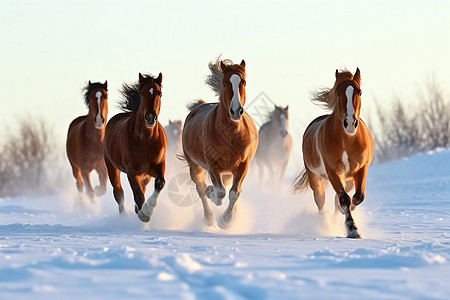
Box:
[66,58,373,238]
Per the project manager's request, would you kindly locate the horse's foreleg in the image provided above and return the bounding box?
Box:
[105,156,125,213]
[326,169,361,238]
[81,171,95,202]
[139,166,165,223]
[206,171,226,206]
[351,166,368,211]
[94,163,108,197]
[188,162,214,226]
[71,166,84,193]
[219,162,249,229]
[335,180,354,214]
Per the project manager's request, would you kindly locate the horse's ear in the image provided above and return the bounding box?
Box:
[169,119,172,125]
[155,72,163,86]
[285,105,289,110]
[240,60,246,69]
[88,80,92,86]
[353,68,361,84]
[104,80,108,90]
[139,73,144,84]
[220,61,227,72]
[335,69,339,79]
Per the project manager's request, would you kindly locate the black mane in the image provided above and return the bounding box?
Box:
[82,82,107,108]
[119,74,156,113]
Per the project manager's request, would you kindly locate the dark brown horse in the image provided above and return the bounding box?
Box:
[104,73,167,222]
[66,80,108,201]
[293,68,374,238]
[182,58,258,228]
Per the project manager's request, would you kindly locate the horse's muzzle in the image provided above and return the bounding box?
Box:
[230,106,244,122]
[145,113,158,128]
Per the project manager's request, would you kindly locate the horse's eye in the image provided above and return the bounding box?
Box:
[359,91,362,96]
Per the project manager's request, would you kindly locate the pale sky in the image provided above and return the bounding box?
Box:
[1,0,449,144]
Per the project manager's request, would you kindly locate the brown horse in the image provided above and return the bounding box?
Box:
[293,68,374,238]
[254,105,293,184]
[66,80,108,201]
[182,58,258,228]
[104,73,167,222]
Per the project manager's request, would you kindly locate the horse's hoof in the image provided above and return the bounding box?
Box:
[95,186,106,197]
[218,217,232,229]
[205,186,213,199]
[138,210,150,222]
[203,216,215,227]
[347,230,362,239]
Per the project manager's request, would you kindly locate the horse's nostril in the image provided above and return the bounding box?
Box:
[230,108,234,115]
[354,119,359,128]
[239,107,244,116]
[343,119,348,128]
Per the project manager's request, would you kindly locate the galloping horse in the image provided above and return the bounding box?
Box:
[66,80,108,201]
[182,58,258,228]
[164,120,183,155]
[254,105,293,183]
[293,68,374,238]
[104,73,167,222]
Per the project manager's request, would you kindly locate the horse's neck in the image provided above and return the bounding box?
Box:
[325,112,349,144]
[216,101,241,132]
[133,112,157,138]
[85,113,104,141]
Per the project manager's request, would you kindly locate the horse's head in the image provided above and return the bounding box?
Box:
[138,73,163,128]
[335,68,362,136]
[272,105,289,137]
[168,120,182,139]
[220,60,247,122]
[84,81,108,129]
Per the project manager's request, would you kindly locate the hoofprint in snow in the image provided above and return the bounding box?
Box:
[1,149,450,299]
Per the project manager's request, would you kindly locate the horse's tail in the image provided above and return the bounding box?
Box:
[186,99,206,111]
[291,168,309,193]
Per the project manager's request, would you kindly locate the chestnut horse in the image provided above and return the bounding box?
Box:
[182,58,258,228]
[254,105,293,184]
[66,80,108,201]
[104,73,167,222]
[293,68,374,238]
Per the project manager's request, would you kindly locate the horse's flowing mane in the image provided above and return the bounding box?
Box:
[82,82,107,108]
[310,69,355,111]
[118,74,155,113]
[186,99,206,111]
[205,56,246,96]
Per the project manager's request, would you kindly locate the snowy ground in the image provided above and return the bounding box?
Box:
[1,149,450,299]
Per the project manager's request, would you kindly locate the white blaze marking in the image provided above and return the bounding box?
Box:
[229,74,241,117]
[345,86,354,118]
[95,91,103,128]
[150,88,154,95]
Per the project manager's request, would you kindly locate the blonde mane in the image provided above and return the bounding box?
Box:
[311,69,356,111]
[205,56,245,97]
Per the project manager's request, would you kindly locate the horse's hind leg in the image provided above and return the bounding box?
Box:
[81,170,95,201]
[219,162,249,229]
[307,170,326,213]
[188,160,214,226]
[139,164,166,223]
[94,163,108,197]
[105,155,125,213]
